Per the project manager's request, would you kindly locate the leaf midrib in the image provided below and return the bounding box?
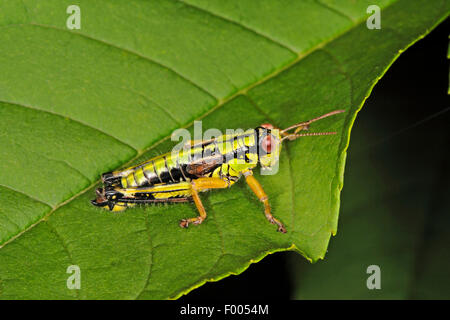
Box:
[0,5,384,251]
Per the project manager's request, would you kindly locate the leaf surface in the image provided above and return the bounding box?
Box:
[289,47,450,298]
[0,0,448,299]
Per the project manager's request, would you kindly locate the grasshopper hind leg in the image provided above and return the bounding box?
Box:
[92,184,193,213]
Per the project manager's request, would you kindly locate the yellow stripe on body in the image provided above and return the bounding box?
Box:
[121,181,192,199]
[127,174,136,187]
[134,168,147,185]
[121,176,128,188]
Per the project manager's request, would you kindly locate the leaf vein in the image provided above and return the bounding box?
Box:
[124,87,182,126]
[177,0,298,53]
[28,22,217,99]
[46,221,80,299]
[135,212,153,299]
[0,184,52,208]
[12,140,91,183]
[314,0,355,22]
[0,99,136,152]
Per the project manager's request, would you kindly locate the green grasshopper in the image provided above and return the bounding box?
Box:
[92,109,345,233]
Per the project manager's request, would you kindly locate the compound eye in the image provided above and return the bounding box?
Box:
[261,135,273,153]
[261,123,274,129]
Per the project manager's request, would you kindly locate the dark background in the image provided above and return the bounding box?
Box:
[183,19,449,300]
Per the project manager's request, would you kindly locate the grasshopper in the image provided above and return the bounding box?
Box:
[92,109,345,233]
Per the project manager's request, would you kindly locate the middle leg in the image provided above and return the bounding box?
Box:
[179,177,231,228]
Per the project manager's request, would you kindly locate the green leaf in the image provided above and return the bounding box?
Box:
[289,63,450,299]
[0,0,448,299]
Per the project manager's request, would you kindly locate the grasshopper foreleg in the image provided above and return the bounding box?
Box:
[243,170,287,233]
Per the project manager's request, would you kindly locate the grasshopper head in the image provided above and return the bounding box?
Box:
[256,124,282,170]
[255,110,346,172]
